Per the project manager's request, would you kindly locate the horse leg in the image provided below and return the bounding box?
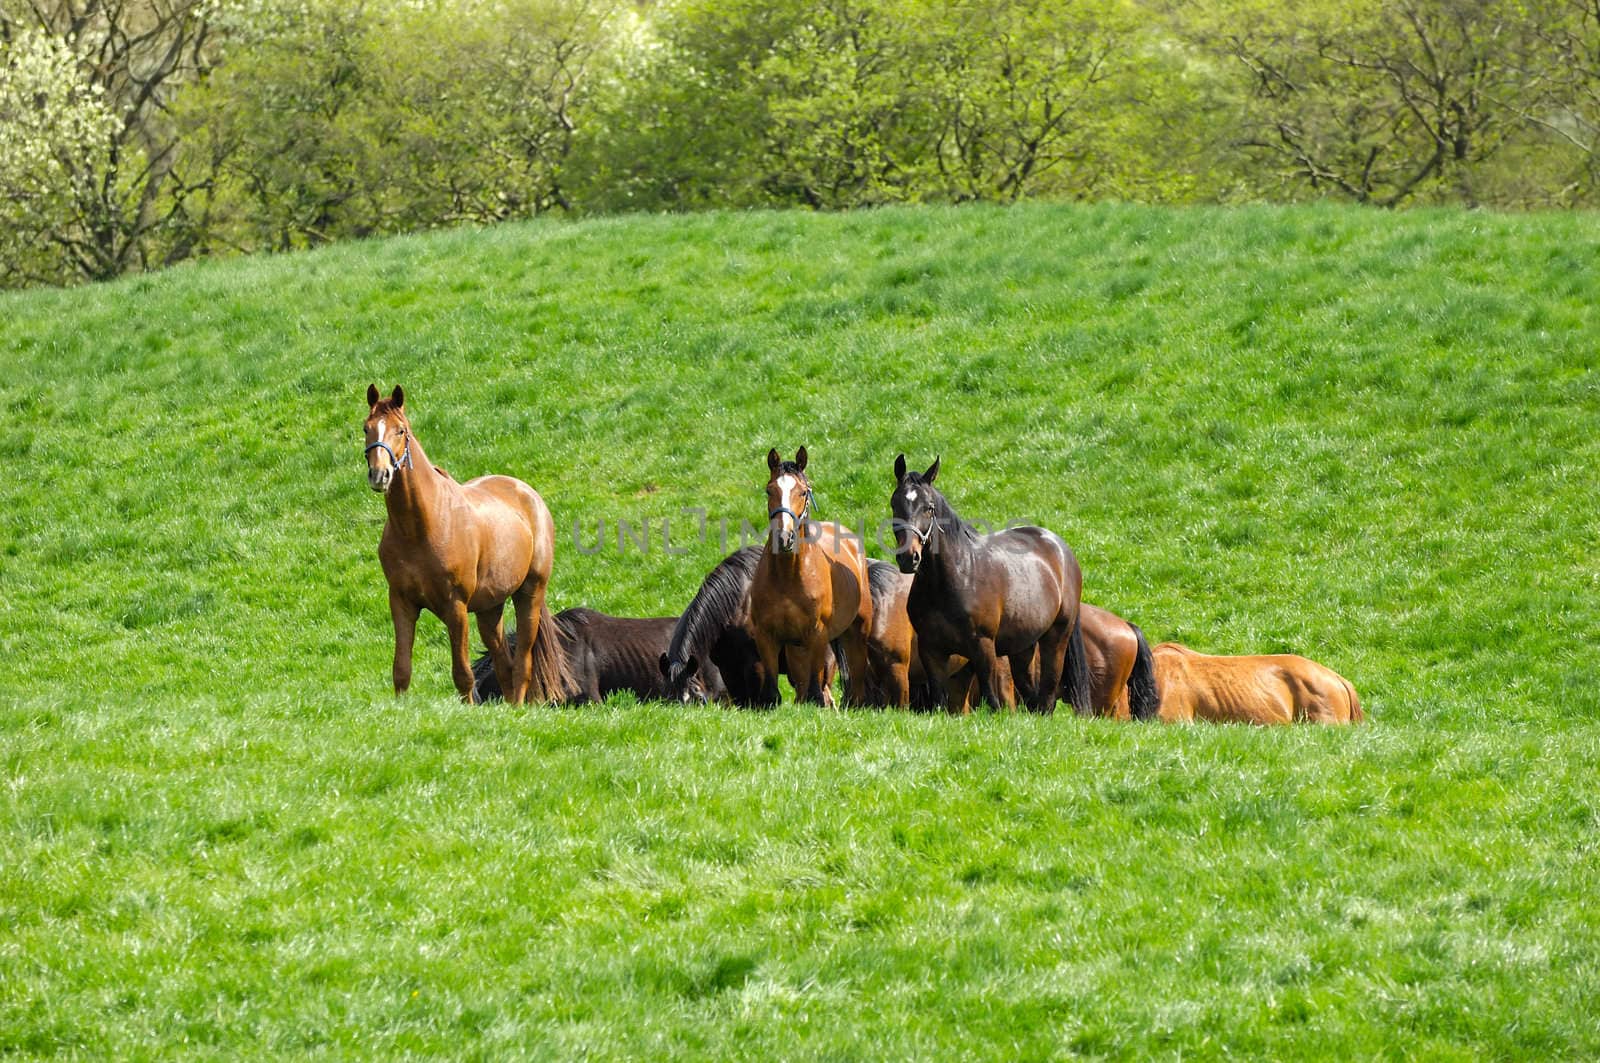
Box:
[840,626,870,707]
[389,589,420,696]
[1008,647,1040,708]
[510,584,540,705]
[753,628,783,708]
[444,598,476,703]
[786,638,824,706]
[870,642,910,709]
[476,605,514,701]
[947,667,977,714]
[971,638,1013,711]
[1031,624,1071,715]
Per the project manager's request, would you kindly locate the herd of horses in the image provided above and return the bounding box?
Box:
[363,385,1363,725]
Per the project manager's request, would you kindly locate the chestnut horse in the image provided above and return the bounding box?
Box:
[1152,643,1362,725]
[749,448,873,705]
[890,455,1092,714]
[363,384,568,703]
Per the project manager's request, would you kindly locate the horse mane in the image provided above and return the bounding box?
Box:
[666,546,763,664]
[903,473,980,548]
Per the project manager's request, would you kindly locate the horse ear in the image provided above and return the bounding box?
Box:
[367,383,380,407]
[894,454,908,482]
[795,445,808,471]
[767,448,781,472]
[659,653,671,677]
[682,655,698,679]
[924,456,940,484]
[391,385,404,409]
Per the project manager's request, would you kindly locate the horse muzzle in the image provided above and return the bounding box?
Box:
[896,548,921,575]
[368,466,394,493]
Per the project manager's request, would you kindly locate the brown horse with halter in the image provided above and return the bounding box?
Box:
[890,454,1093,714]
[362,385,567,703]
[749,448,873,705]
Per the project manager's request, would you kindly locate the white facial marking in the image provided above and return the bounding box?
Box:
[776,474,798,510]
[906,489,918,504]
[376,418,387,444]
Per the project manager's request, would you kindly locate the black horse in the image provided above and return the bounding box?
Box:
[473,608,724,704]
[658,546,770,705]
[890,454,1094,714]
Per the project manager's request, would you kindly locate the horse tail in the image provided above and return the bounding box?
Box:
[525,601,575,704]
[1126,622,1162,721]
[1062,611,1095,716]
[1342,675,1364,723]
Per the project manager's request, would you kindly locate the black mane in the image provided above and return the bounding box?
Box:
[665,546,763,665]
[901,475,980,548]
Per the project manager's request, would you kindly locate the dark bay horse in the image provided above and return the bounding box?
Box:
[750,448,873,705]
[472,609,725,704]
[658,546,837,707]
[890,454,1092,714]
[363,384,568,703]
[1153,643,1363,725]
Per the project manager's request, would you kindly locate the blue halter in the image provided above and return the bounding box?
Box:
[364,428,413,472]
[768,486,816,527]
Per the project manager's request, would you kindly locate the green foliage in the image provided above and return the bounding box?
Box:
[1,203,1599,1054]
[184,0,616,252]
[0,29,119,285]
[4,0,1600,287]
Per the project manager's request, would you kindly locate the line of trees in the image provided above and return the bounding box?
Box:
[2,0,1597,287]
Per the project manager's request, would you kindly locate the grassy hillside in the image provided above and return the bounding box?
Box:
[2,203,1597,1056]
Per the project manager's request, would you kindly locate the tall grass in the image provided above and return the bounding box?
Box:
[1,203,1597,1056]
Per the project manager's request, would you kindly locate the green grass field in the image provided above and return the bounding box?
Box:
[2,203,1597,1057]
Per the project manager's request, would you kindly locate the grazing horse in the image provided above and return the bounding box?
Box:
[890,454,1092,714]
[472,609,724,704]
[363,384,568,703]
[749,448,873,705]
[1152,643,1363,725]
[659,546,765,705]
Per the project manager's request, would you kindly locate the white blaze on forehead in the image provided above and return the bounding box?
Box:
[376,417,387,443]
[906,488,918,504]
[776,474,798,510]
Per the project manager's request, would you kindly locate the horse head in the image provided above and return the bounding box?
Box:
[890,453,941,574]
[765,446,814,554]
[363,383,413,493]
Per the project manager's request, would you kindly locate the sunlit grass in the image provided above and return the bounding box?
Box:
[1,202,1597,1056]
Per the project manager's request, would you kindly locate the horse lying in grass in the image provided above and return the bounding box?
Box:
[363,384,568,703]
[1152,643,1363,725]
[472,609,727,704]
[890,454,1093,714]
